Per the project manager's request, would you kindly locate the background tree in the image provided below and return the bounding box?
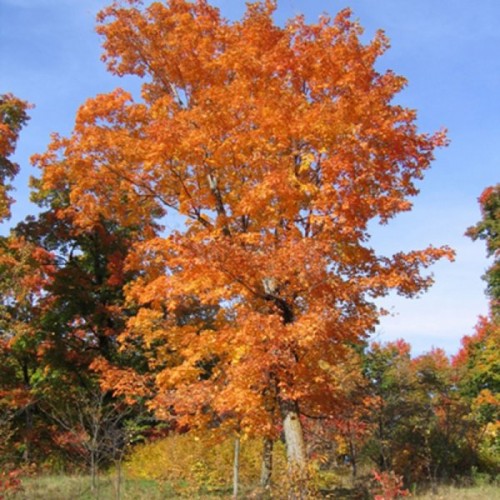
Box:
[411,348,473,485]
[0,93,30,221]
[0,175,159,475]
[0,235,54,465]
[361,341,483,487]
[453,318,499,473]
[33,0,453,483]
[462,183,500,470]
[17,187,157,476]
[466,184,500,318]
[362,340,417,476]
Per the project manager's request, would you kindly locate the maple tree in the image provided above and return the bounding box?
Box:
[32,0,454,478]
[0,93,30,222]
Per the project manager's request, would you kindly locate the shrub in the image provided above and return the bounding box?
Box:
[370,470,410,500]
[124,431,287,494]
[0,469,23,497]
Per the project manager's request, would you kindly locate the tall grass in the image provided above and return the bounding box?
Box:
[414,484,500,499]
[5,473,500,499]
[6,475,172,500]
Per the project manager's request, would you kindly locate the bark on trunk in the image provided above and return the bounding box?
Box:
[115,459,122,500]
[280,400,307,470]
[90,451,97,495]
[260,437,273,488]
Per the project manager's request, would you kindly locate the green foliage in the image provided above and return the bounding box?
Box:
[457,318,500,400]
[362,340,421,475]
[359,341,493,485]
[0,93,30,221]
[466,184,500,317]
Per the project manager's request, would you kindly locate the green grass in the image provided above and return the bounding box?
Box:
[5,473,500,499]
[414,484,500,499]
[6,475,174,500]
[6,474,253,499]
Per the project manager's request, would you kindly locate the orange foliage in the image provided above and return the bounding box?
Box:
[33,0,453,445]
[91,357,152,405]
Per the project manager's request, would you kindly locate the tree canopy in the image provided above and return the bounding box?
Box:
[30,0,454,474]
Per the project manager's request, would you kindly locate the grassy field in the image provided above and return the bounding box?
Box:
[5,474,245,499]
[413,484,500,499]
[4,474,500,499]
[5,475,165,500]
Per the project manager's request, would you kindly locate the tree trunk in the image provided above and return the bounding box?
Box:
[280,400,308,498]
[115,458,122,500]
[23,404,33,463]
[233,436,240,499]
[260,437,273,488]
[22,361,32,464]
[349,435,357,479]
[280,400,307,470]
[90,450,97,496]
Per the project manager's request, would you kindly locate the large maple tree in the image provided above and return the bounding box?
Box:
[34,0,453,472]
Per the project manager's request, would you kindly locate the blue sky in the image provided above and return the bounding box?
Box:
[1,0,498,355]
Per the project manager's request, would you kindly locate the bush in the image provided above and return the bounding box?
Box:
[370,470,410,500]
[124,431,287,495]
[0,469,23,497]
